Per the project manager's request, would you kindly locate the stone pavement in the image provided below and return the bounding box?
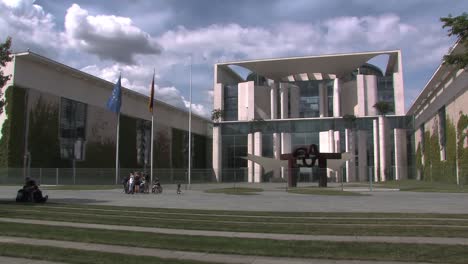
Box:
[0,236,432,264]
[2,217,468,246]
[2,184,468,213]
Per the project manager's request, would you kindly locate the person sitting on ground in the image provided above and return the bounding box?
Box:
[21,177,48,203]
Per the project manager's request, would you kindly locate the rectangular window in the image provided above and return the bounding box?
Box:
[438,106,446,161]
[223,84,238,121]
[59,98,87,160]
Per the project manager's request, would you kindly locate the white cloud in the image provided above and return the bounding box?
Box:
[64,4,161,64]
[0,0,60,53]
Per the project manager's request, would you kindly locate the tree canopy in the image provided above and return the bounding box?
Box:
[0,36,13,115]
[373,101,393,116]
[441,13,468,69]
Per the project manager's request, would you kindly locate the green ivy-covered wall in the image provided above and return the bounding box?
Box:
[416,112,468,183]
[28,95,66,168]
[0,86,26,168]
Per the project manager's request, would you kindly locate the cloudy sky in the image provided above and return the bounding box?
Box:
[0,0,466,117]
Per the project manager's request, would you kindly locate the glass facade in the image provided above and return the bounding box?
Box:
[289,80,334,118]
[59,98,87,160]
[377,76,395,114]
[220,115,414,181]
[223,84,238,121]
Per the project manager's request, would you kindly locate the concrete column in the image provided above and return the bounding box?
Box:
[328,130,335,153]
[289,85,300,118]
[365,75,378,116]
[393,51,405,115]
[357,130,368,182]
[213,83,223,182]
[272,132,281,179]
[333,78,341,117]
[212,126,222,182]
[319,82,328,117]
[334,131,340,153]
[247,133,254,183]
[280,83,289,119]
[281,133,291,179]
[345,128,355,182]
[270,83,278,120]
[356,75,366,117]
[394,129,408,180]
[378,116,387,182]
[373,119,380,182]
[254,131,263,183]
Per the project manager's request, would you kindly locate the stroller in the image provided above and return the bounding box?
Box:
[151,181,163,194]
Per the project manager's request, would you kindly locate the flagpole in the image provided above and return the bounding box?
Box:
[115,111,120,185]
[150,69,155,187]
[188,55,192,189]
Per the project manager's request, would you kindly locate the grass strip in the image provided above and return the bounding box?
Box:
[5,206,468,227]
[287,187,365,196]
[376,180,468,193]
[43,185,119,190]
[204,187,263,195]
[0,243,214,264]
[4,201,468,219]
[1,223,468,263]
[3,209,468,238]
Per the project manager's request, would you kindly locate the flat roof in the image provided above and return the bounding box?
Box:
[12,51,210,122]
[217,50,400,80]
[407,41,463,115]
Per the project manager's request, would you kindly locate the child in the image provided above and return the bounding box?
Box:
[177,183,182,195]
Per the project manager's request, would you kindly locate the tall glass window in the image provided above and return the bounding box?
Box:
[377,76,395,114]
[327,83,334,117]
[223,84,238,121]
[59,98,87,160]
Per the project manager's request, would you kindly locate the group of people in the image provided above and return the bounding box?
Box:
[16,177,48,203]
[122,172,163,194]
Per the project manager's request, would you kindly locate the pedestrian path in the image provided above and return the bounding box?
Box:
[1,217,467,246]
[0,256,65,264]
[0,236,432,264]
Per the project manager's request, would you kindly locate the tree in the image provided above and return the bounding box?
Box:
[441,13,468,69]
[211,108,224,123]
[373,101,393,115]
[0,37,12,115]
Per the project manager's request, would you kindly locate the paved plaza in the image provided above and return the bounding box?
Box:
[1,183,468,213]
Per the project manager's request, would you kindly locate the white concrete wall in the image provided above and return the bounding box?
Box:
[378,116,388,182]
[280,83,289,119]
[345,128,355,182]
[394,128,408,180]
[340,80,357,116]
[373,119,380,182]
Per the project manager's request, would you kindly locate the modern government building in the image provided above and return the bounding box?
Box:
[0,43,466,185]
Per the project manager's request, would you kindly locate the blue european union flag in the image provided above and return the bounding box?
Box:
[107,75,122,113]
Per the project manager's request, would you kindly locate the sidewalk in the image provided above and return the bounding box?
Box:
[2,217,468,246]
[0,236,432,264]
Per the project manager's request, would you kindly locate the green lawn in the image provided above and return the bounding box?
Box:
[1,223,468,263]
[3,203,468,237]
[287,186,365,196]
[204,187,263,195]
[376,180,468,193]
[0,243,215,264]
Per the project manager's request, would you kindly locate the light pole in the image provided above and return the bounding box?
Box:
[188,55,192,189]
